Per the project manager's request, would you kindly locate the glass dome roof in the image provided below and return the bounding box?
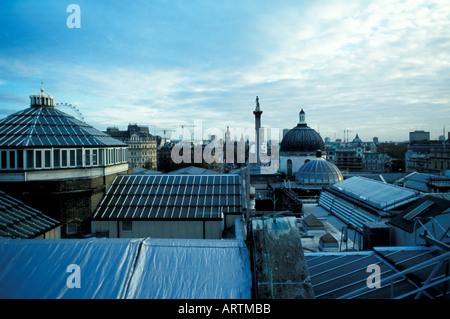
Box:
[295,159,344,186]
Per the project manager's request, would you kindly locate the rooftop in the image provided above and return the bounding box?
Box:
[330,176,421,211]
[93,174,242,220]
[305,246,450,299]
[0,221,251,299]
[0,91,127,148]
[0,190,60,238]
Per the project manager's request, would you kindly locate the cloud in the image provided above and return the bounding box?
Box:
[0,0,449,142]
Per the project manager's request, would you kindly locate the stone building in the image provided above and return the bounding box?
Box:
[105,124,157,170]
[0,87,130,236]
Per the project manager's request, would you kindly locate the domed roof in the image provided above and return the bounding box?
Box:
[352,134,362,143]
[0,88,127,148]
[280,109,324,154]
[280,125,324,153]
[295,159,343,185]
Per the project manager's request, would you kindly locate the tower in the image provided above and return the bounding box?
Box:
[253,96,263,166]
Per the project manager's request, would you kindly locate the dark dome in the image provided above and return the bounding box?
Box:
[295,159,343,185]
[280,124,324,153]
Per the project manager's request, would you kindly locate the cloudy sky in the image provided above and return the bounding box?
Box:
[0,0,449,142]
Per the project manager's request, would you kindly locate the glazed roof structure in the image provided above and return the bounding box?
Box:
[0,106,127,148]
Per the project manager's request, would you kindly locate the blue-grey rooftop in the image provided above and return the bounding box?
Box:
[330,176,421,210]
[0,106,127,148]
[305,246,449,299]
[0,190,60,238]
[93,174,242,220]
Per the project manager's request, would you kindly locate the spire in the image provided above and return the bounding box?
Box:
[41,82,44,92]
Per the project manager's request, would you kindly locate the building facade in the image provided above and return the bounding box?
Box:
[409,130,430,143]
[405,142,447,173]
[430,147,450,172]
[105,125,157,170]
[0,87,130,236]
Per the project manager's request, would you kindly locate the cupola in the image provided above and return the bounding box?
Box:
[29,83,54,107]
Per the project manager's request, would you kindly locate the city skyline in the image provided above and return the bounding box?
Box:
[1,0,449,142]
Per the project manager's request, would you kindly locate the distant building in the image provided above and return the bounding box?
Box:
[362,151,392,172]
[157,141,220,173]
[105,124,157,170]
[334,146,364,171]
[405,142,444,173]
[0,86,129,236]
[327,135,391,173]
[430,146,450,172]
[409,130,430,143]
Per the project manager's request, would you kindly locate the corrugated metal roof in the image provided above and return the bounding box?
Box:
[93,174,242,220]
[0,107,127,148]
[0,190,60,238]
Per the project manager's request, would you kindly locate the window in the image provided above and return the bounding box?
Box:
[287,159,293,177]
[76,149,82,167]
[69,150,76,167]
[92,149,98,165]
[66,223,79,235]
[85,149,91,166]
[26,150,34,169]
[1,151,7,169]
[35,150,42,168]
[44,150,51,168]
[53,149,60,168]
[17,150,23,169]
[61,150,68,167]
[106,149,110,165]
[122,221,132,232]
[8,151,15,169]
[99,149,104,165]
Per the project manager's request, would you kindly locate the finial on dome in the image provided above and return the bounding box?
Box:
[299,108,306,125]
[41,82,44,92]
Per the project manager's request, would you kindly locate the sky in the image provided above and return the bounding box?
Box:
[0,0,449,143]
